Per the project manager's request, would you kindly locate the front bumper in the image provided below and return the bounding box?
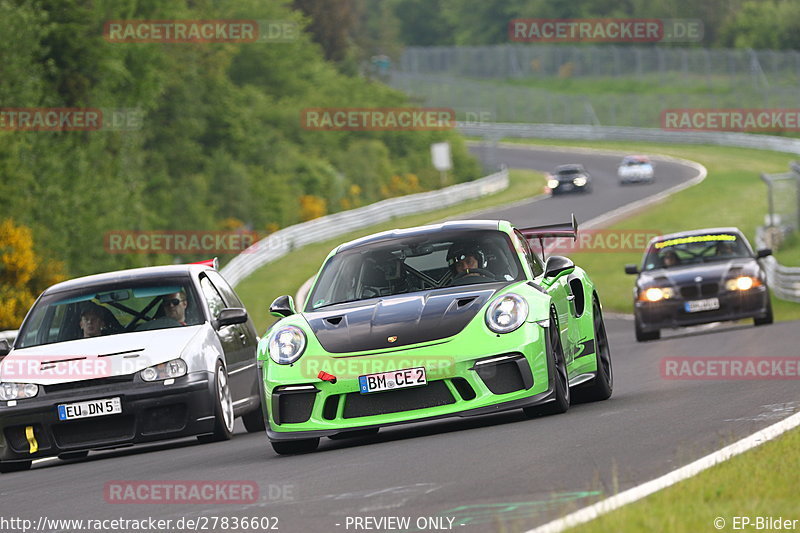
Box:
[634,287,770,331]
[0,371,215,462]
[263,324,554,441]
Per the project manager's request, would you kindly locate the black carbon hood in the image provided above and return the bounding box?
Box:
[304,284,504,353]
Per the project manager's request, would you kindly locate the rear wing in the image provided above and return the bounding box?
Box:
[519,214,578,260]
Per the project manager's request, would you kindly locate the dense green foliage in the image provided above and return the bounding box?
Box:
[384,0,799,50]
[0,0,480,277]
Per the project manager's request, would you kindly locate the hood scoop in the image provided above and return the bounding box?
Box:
[324,316,344,326]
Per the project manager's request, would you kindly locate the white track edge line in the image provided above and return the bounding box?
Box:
[526,410,800,533]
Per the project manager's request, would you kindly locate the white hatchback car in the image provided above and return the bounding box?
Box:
[0,262,264,473]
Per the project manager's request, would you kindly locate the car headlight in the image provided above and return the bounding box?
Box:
[573,176,587,186]
[725,276,761,291]
[485,294,528,334]
[640,287,675,302]
[269,326,307,364]
[140,358,187,382]
[0,382,39,401]
[547,179,560,189]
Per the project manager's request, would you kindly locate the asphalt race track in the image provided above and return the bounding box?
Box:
[3,144,798,533]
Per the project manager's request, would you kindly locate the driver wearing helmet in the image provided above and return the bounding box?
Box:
[447,242,491,281]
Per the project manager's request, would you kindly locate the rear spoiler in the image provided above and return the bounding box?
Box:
[191,257,219,270]
[519,214,578,261]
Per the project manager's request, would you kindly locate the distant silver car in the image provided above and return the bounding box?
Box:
[618,156,654,184]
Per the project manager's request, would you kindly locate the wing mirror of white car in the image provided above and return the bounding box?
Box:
[217,307,248,328]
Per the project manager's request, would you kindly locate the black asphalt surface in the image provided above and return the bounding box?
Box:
[3,144,798,533]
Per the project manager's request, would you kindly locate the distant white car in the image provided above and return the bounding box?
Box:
[618,156,654,184]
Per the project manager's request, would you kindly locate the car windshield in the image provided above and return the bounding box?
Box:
[16,279,203,349]
[623,159,648,166]
[642,233,751,271]
[557,168,581,176]
[306,229,524,310]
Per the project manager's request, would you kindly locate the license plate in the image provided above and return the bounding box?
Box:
[358,367,427,394]
[58,397,122,421]
[562,184,573,190]
[685,298,720,313]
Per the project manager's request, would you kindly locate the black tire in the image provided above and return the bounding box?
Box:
[58,451,89,460]
[241,407,266,433]
[197,361,235,444]
[635,315,660,341]
[328,428,379,440]
[754,297,774,326]
[271,438,320,455]
[575,298,613,402]
[0,460,32,473]
[524,307,570,418]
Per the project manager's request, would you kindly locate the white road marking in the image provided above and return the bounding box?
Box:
[526,410,800,533]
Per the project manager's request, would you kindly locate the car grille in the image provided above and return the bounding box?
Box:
[4,424,52,453]
[140,404,188,435]
[474,355,532,395]
[679,283,719,299]
[343,380,455,419]
[52,415,135,448]
[43,375,135,394]
[272,389,318,425]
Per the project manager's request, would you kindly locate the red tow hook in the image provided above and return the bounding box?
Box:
[317,371,337,384]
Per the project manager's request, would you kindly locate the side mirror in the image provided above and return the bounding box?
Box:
[269,295,296,318]
[217,308,248,328]
[756,248,772,258]
[544,255,575,279]
[625,264,639,274]
[0,338,11,357]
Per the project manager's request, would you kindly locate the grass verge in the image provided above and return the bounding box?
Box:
[236,169,545,332]
[568,425,800,533]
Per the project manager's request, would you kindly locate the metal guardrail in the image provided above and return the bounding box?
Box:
[220,167,509,287]
[458,123,800,155]
[462,122,800,302]
[757,227,800,302]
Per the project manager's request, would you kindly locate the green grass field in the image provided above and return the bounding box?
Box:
[568,425,800,533]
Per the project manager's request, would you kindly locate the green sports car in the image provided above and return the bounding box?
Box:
[257,217,613,454]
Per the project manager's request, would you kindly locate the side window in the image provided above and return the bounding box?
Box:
[514,230,544,277]
[206,270,244,308]
[200,277,226,319]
